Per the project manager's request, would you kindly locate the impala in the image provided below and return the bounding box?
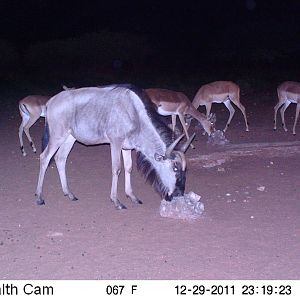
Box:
[145,88,215,148]
[192,81,249,132]
[35,84,195,209]
[274,81,300,135]
[18,95,50,156]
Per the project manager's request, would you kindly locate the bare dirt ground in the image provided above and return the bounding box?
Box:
[0,89,299,280]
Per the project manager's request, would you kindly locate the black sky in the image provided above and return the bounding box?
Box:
[0,0,300,73]
[1,0,299,46]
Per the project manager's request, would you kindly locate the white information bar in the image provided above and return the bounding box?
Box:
[0,280,299,299]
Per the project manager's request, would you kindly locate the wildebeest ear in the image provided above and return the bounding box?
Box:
[154,153,165,161]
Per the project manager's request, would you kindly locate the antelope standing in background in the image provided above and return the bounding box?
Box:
[192,81,249,132]
[145,88,215,148]
[35,84,195,209]
[18,95,50,156]
[274,81,300,135]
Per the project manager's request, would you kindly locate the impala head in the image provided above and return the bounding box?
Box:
[192,113,216,136]
[202,113,216,136]
[185,113,216,136]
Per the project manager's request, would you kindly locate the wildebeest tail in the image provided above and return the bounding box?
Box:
[42,121,49,153]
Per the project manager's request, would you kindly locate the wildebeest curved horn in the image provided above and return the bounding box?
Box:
[165,134,185,157]
[180,133,196,153]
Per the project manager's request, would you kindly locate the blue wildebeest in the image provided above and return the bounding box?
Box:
[18,95,50,156]
[35,84,195,209]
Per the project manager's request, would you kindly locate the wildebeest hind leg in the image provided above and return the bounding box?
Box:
[54,135,77,201]
[35,139,64,205]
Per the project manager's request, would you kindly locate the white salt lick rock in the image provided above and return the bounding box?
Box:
[160,191,204,220]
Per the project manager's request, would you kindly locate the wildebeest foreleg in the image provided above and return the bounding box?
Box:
[122,149,142,204]
[54,135,77,201]
[110,143,127,209]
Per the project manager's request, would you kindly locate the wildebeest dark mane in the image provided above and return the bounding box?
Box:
[126,84,174,198]
[131,86,174,146]
[112,84,174,198]
[136,151,168,199]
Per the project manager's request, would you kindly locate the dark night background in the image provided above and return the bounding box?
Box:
[0,0,300,95]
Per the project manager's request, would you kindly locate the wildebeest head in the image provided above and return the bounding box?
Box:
[154,150,186,201]
[138,133,195,201]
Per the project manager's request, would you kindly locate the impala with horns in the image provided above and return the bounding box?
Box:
[145,88,215,148]
[18,95,50,156]
[274,81,300,135]
[35,84,195,209]
[192,81,249,132]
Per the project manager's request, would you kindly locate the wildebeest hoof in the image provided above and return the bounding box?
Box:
[133,198,143,205]
[36,198,45,205]
[126,195,143,204]
[116,203,127,210]
[64,193,78,201]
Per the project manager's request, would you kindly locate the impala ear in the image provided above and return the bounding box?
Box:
[154,153,165,161]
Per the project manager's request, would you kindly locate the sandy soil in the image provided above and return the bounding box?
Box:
[0,89,299,280]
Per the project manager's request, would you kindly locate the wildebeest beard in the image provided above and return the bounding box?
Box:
[136,151,169,199]
[136,151,186,201]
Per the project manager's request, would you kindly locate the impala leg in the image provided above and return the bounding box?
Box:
[178,113,195,149]
[35,140,62,205]
[23,115,40,153]
[122,149,142,204]
[292,104,300,135]
[19,115,29,156]
[231,99,249,131]
[170,114,177,140]
[205,103,212,119]
[54,135,77,201]
[280,101,291,132]
[110,143,126,209]
[223,100,235,132]
[171,115,176,133]
[184,115,193,131]
[204,103,212,135]
[274,101,284,130]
